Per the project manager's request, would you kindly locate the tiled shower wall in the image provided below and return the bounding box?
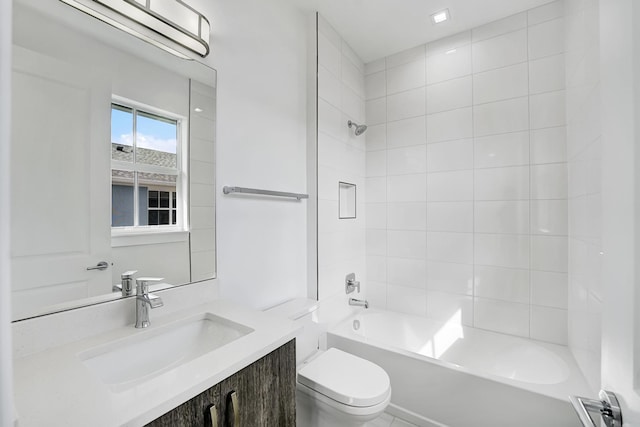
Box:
[316,15,367,300]
[364,1,569,343]
[565,0,601,390]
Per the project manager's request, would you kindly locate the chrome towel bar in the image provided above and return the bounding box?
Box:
[223,186,309,200]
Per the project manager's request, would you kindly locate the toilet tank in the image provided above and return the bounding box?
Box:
[266,298,321,364]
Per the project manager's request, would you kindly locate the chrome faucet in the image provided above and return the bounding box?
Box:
[349,298,369,309]
[112,270,138,296]
[345,273,360,294]
[135,277,164,328]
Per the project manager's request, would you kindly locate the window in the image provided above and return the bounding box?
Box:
[111,101,185,232]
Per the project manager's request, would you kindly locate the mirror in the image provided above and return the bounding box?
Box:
[10,1,216,321]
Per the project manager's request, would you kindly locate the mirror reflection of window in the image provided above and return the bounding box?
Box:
[110,102,183,230]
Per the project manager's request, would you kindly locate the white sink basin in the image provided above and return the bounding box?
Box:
[79,313,253,391]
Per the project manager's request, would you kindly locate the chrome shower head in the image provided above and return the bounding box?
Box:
[348,120,368,136]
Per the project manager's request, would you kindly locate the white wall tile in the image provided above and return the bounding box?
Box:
[528,1,564,26]
[426,139,473,172]
[426,45,472,85]
[342,56,365,98]
[342,85,365,123]
[318,65,342,108]
[474,298,529,337]
[366,150,386,177]
[427,170,473,202]
[474,265,530,304]
[366,124,386,151]
[386,45,426,68]
[387,257,427,288]
[427,291,473,326]
[474,131,530,168]
[318,32,341,77]
[387,285,426,316]
[366,281,387,309]
[474,234,530,269]
[387,87,426,121]
[387,174,427,202]
[387,202,427,231]
[367,258,387,288]
[318,99,347,141]
[474,201,530,234]
[427,232,473,264]
[473,62,528,104]
[366,97,387,125]
[366,229,386,256]
[426,261,474,295]
[530,90,566,129]
[318,15,341,47]
[366,203,387,229]
[427,107,473,143]
[365,58,385,75]
[473,97,529,137]
[387,116,426,148]
[342,40,364,73]
[530,306,567,344]
[531,270,568,308]
[531,235,567,272]
[386,60,426,95]
[531,126,566,164]
[365,177,386,203]
[365,70,386,100]
[529,54,565,94]
[472,13,527,43]
[387,230,426,259]
[474,166,529,200]
[426,76,472,114]
[427,201,473,232]
[528,18,565,60]
[387,145,427,175]
[531,200,567,235]
[472,29,527,73]
[531,163,567,199]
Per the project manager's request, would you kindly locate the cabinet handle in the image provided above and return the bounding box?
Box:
[230,391,240,427]
[208,404,218,427]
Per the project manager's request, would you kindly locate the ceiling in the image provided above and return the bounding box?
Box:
[291,0,556,63]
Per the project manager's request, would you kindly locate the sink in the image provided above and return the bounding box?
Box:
[79,313,253,391]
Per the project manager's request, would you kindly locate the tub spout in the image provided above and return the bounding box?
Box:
[349,298,369,309]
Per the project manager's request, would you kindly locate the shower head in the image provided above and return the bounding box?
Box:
[348,120,368,136]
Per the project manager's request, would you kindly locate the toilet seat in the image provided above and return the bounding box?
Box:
[297,348,391,408]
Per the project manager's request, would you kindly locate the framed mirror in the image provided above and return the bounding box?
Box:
[10,0,216,321]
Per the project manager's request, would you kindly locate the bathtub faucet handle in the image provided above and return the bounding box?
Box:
[345,273,360,294]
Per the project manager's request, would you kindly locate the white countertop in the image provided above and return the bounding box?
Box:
[13,300,298,427]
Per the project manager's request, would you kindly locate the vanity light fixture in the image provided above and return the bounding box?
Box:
[431,9,450,24]
[59,0,211,59]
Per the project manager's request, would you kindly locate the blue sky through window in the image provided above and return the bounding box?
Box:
[111,106,177,154]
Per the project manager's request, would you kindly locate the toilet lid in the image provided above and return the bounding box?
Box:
[297,348,391,407]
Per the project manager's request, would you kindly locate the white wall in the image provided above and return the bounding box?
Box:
[207,0,310,308]
[0,0,13,425]
[564,0,602,392]
[363,1,569,343]
[316,15,367,301]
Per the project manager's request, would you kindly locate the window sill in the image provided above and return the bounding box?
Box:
[112,229,189,247]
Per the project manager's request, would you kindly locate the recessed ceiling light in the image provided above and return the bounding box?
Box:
[431,9,449,24]
[194,107,204,113]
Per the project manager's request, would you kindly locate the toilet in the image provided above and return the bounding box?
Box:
[266,298,391,427]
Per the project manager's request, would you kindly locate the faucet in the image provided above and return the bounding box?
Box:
[135,277,164,328]
[349,298,369,309]
[112,270,138,296]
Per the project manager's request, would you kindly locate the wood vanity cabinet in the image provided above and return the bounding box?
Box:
[146,339,296,427]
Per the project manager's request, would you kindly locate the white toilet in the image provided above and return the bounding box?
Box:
[266,298,391,427]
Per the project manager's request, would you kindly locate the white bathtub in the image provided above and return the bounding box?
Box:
[327,310,590,427]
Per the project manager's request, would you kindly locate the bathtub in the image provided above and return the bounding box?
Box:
[327,310,590,427]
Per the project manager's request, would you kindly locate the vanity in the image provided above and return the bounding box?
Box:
[13,295,298,426]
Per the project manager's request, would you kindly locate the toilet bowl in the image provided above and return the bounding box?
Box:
[296,348,391,427]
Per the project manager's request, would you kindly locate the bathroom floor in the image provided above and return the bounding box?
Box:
[368,412,419,427]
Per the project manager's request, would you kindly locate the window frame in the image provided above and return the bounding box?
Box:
[110,96,189,239]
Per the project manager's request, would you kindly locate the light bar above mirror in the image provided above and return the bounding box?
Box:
[59,0,210,58]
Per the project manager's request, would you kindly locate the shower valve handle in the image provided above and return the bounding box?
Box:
[345,273,360,294]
